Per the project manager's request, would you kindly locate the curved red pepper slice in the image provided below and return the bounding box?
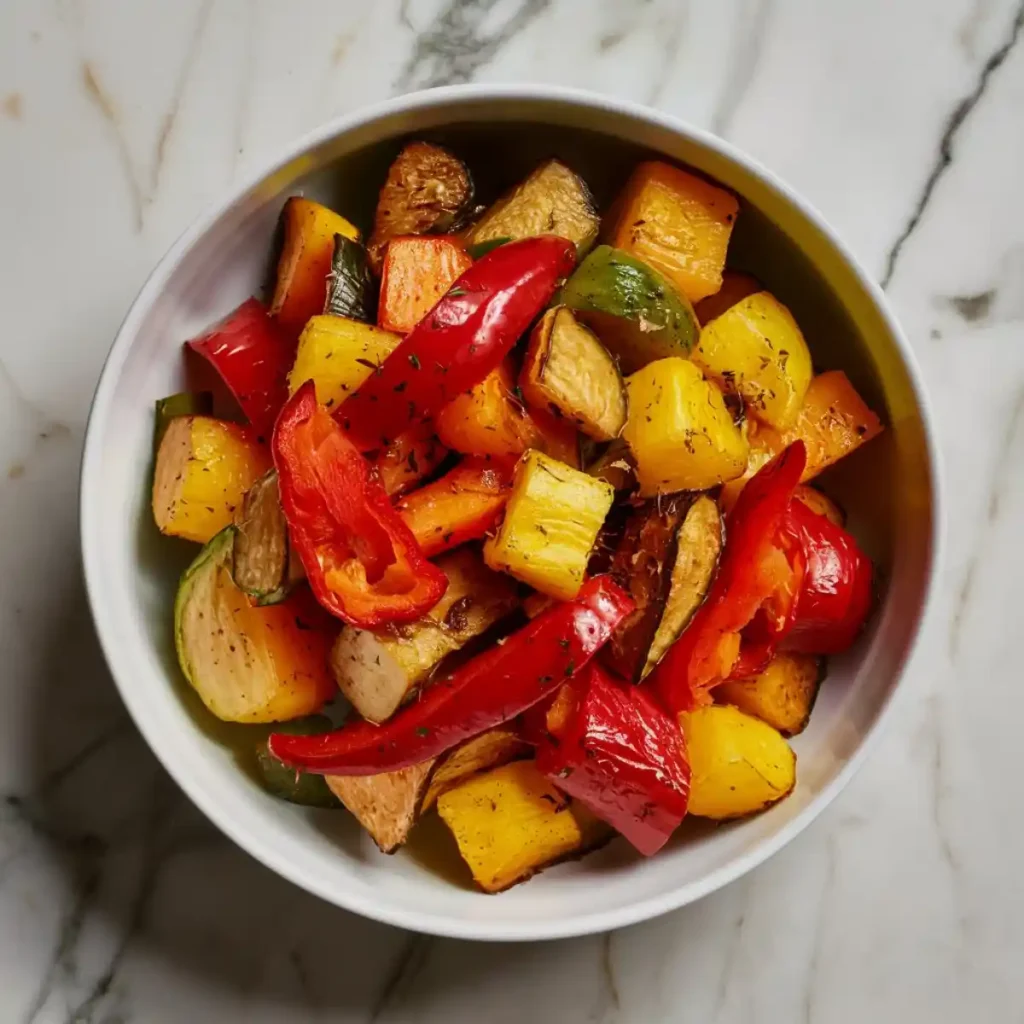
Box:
[186,298,292,443]
[651,441,807,713]
[338,236,577,449]
[780,498,873,654]
[267,575,635,776]
[272,381,447,628]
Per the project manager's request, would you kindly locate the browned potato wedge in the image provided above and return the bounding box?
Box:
[330,548,519,723]
[716,652,824,736]
[605,495,722,682]
[231,471,303,605]
[420,727,530,812]
[465,159,599,257]
[326,761,435,854]
[367,142,474,272]
[793,484,846,527]
[521,307,627,441]
[682,705,796,819]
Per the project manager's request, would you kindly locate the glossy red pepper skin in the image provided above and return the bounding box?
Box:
[338,236,577,449]
[267,576,635,776]
[780,499,873,654]
[537,665,690,856]
[651,442,807,713]
[186,298,292,443]
[272,382,447,628]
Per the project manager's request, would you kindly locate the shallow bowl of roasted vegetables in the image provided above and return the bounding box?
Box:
[81,87,938,939]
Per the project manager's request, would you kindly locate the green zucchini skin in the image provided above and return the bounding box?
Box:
[324,233,376,322]
[254,716,340,807]
[466,236,512,260]
[557,246,699,374]
[153,391,213,453]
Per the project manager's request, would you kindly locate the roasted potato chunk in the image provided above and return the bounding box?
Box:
[420,728,530,812]
[716,652,824,736]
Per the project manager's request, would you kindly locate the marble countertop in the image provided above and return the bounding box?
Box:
[2,0,1022,1020]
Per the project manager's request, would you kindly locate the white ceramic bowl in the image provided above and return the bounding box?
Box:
[80,86,940,941]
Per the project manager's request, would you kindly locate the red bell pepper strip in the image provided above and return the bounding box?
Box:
[651,441,807,713]
[267,575,635,776]
[537,665,690,856]
[338,236,577,449]
[186,298,292,443]
[779,498,873,654]
[272,381,447,628]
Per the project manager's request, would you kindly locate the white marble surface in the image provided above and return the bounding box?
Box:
[1,0,1022,1019]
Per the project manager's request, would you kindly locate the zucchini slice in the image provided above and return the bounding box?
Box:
[558,246,699,373]
[174,528,334,723]
[521,306,627,442]
[367,142,474,272]
[232,470,303,606]
[324,233,376,322]
[465,159,599,257]
[153,391,212,453]
[604,494,722,682]
[254,716,340,807]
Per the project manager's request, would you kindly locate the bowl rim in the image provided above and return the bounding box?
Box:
[80,83,944,941]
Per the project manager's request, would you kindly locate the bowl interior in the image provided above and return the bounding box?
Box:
[82,90,935,939]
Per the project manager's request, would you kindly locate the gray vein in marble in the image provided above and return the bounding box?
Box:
[0,355,72,454]
[947,288,996,321]
[600,930,621,1015]
[37,717,131,796]
[802,835,837,1024]
[395,0,552,90]
[881,0,1024,288]
[711,880,751,1023]
[928,694,959,876]
[711,0,774,138]
[369,933,433,1022]
[644,1,689,108]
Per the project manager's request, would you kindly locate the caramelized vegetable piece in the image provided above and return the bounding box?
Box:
[694,291,813,430]
[379,236,473,335]
[622,357,748,496]
[436,760,594,892]
[793,484,845,527]
[327,761,435,853]
[605,495,723,682]
[328,548,519,724]
[681,705,796,819]
[521,307,627,442]
[466,159,599,257]
[607,161,739,303]
[372,420,449,498]
[559,246,700,373]
[484,450,614,600]
[420,727,530,812]
[152,416,270,544]
[396,457,512,558]
[324,234,376,323]
[694,270,761,325]
[288,315,401,411]
[367,142,474,272]
[174,528,334,723]
[270,198,360,338]
[720,370,883,507]
[586,438,636,492]
[716,652,824,736]
[232,470,302,605]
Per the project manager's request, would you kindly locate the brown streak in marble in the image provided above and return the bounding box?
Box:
[3,93,23,119]
[959,0,996,58]
[601,930,621,1011]
[948,289,996,322]
[7,462,25,479]
[929,694,959,874]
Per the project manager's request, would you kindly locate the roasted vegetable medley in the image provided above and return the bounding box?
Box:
[152,143,883,891]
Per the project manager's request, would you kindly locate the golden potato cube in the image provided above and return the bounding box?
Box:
[716,652,824,736]
[484,450,614,600]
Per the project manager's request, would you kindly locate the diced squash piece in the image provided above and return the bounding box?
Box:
[397,457,512,558]
[373,421,449,497]
[694,270,761,325]
[793,484,845,527]
[327,761,435,853]
[152,416,270,544]
[367,142,474,273]
[607,161,739,303]
[717,652,824,736]
[288,315,401,411]
[694,291,813,430]
[465,159,599,257]
[421,728,530,812]
[521,307,627,441]
[483,450,614,600]
[719,370,884,508]
[622,357,747,496]
[270,197,360,338]
[174,529,334,723]
[558,245,699,373]
[681,705,796,819]
[329,548,519,723]
[436,760,590,892]
[379,235,472,334]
